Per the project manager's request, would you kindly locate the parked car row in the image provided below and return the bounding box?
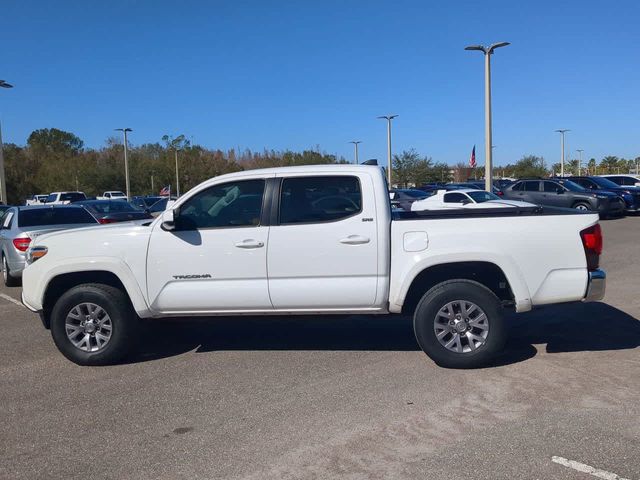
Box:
[0,198,165,286]
[394,174,640,218]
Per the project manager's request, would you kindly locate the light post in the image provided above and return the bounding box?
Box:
[348,141,362,164]
[465,42,510,192]
[174,148,181,197]
[576,149,584,175]
[0,80,14,204]
[115,128,132,198]
[150,170,155,193]
[555,129,570,177]
[377,115,398,186]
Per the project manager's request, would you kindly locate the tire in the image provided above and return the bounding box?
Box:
[2,255,20,287]
[573,202,591,211]
[50,283,140,366]
[413,280,506,369]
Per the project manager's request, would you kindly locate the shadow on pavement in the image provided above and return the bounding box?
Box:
[131,302,640,366]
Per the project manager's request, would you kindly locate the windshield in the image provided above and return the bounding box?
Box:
[556,179,587,192]
[590,177,621,189]
[149,198,168,213]
[467,191,501,203]
[81,201,140,214]
[402,190,428,198]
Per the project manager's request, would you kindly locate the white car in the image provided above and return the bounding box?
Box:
[22,165,605,368]
[411,189,535,211]
[97,191,128,201]
[599,174,640,187]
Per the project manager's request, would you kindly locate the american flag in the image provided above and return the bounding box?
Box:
[159,185,171,196]
[469,145,476,168]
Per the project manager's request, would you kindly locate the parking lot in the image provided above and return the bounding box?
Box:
[0,217,638,480]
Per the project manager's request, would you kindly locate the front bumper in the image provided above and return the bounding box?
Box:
[584,269,606,302]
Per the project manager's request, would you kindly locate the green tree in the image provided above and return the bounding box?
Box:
[510,155,548,178]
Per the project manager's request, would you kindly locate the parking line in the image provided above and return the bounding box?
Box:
[552,456,632,480]
[0,293,24,308]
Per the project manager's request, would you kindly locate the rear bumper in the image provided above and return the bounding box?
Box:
[584,269,606,302]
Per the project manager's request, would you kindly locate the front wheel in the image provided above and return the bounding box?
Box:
[573,202,591,211]
[50,283,140,366]
[413,280,506,369]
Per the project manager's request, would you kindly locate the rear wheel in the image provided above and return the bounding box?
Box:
[2,255,20,287]
[50,283,140,365]
[413,280,506,369]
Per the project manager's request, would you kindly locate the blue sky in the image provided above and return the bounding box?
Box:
[1,0,638,168]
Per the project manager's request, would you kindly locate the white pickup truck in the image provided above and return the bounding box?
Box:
[21,165,606,368]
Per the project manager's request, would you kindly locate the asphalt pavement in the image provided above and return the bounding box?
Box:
[1,216,639,480]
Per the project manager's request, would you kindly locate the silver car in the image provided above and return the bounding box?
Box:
[0,205,98,286]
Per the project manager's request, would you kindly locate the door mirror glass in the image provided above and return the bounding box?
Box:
[556,187,564,194]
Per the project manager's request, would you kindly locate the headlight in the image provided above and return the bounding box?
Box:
[26,246,48,264]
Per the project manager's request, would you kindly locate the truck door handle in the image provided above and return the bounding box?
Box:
[235,239,264,249]
[340,235,370,245]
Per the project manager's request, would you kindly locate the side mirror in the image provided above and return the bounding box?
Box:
[556,187,564,194]
[160,209,176,231]
[461,199,472,205]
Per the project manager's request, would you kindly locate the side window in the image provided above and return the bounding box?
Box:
[177,179,265,230]
[443,192,468,203]
[523,181,540,192]
[619,177,633,186]
[279,176,362,224]
[45,194,57,203]
[511,182,523,191]
[543,181,561,192]
[573,178,592,189]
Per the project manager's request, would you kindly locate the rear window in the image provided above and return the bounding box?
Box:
[60,192,87,202]
[18,208,97,227]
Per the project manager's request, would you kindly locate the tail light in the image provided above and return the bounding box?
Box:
[580,224,603,271]
[496,191,504,196]
[13,237,32,252]
[98,218,117,224]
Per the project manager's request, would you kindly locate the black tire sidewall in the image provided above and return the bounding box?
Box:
[50,285,136,366]
[2,255,19,287]
[414,280,506,369]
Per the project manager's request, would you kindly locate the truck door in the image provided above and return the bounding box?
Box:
[267,173,379,309]
[146,176,273,313]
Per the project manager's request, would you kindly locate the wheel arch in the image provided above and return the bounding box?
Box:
[400,261,518,316]
[40,267,149,328]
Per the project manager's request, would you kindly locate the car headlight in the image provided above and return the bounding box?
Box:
[26,246,48,264]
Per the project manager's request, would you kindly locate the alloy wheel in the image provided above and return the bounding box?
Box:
[433,300,489,354]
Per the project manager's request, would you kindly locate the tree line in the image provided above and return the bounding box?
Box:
[2,128,638,203]
[2,128,348,204]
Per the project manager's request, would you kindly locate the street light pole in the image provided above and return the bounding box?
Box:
[175,149,180,197]
[0,80,14,204]
[555,129,570,177]
[465,42,510,192]
[115,128,132,198]
[377,115,398,186]
[348,141,362,164]
[576,149,584,176]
